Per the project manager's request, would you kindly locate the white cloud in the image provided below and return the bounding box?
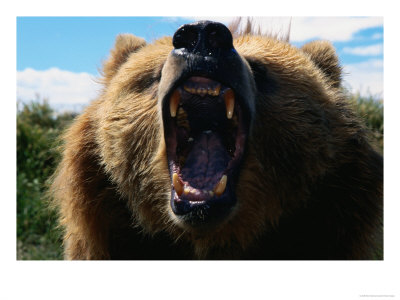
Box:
[17,68,101,108]
[290,17,383,42]
[371,32,383,40]
[342,59,383,97]
[343,44,383,56]
[193,16,383,42]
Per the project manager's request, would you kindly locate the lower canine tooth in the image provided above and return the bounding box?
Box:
[213,175,227,197]
[224,89,235,119]
[169,90,180,117]
[173,173,184,196]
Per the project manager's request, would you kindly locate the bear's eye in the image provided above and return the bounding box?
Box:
[247,59,278,95]
[128,63,164,94]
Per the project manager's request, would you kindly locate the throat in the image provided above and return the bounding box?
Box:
[181,131,230,190]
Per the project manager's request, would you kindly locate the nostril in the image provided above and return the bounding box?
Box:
[206,23,233,50]
[173,25,199,51]
[208,30,220,48]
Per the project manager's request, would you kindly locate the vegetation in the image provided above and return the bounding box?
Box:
[16,94,383,260]
[17,99,77,259]
[347,92,383,153]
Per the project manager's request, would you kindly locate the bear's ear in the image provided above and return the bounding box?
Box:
[301,41,342,88]
[102,34,146,83]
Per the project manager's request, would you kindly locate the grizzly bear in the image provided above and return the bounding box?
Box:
[50,20,383,260]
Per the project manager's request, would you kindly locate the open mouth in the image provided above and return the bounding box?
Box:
[163,76,249,225]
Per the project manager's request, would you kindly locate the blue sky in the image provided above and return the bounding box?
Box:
[17,17,194,74]
[17,17,384,111]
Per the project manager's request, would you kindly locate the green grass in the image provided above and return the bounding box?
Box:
[349,92,383,153]
[16,94,383,260]
[17,99,77,260]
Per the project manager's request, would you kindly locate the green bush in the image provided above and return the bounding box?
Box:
[349,92,383,153]
[17,99,77,260]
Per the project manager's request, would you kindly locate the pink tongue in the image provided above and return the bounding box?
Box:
[181,132,230,190]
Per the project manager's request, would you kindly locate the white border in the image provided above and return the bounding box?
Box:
[3,1,399,299]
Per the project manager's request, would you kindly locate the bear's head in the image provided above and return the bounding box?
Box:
[54,20,382,259]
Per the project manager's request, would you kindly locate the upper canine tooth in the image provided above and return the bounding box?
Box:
[173,173,184,196]
[223,89,235,119]
[170,89,180,117]
[213,175,227,197]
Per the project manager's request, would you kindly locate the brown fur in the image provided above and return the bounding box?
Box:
[50,25,382,260]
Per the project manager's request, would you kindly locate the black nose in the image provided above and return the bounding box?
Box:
[172,21,233,55]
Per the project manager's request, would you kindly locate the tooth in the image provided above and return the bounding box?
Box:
[223,89,235,119]
[208,87,218,96]
[173,173,184,196]
[183,85,191,93]
[215,84,221,96]
[170,90,180,117]
[184,186,190,195]
[209,191,214,197]
[213,175,227,197]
